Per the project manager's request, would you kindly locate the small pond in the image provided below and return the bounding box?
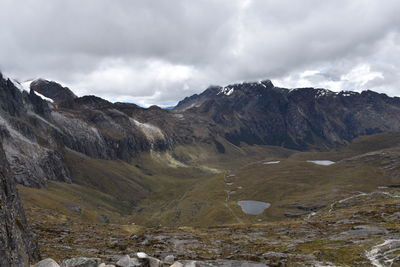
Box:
[237,200,271,215]
[306,160,335,166]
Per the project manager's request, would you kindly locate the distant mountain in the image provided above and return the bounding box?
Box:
[30,79,77,104]
[176,80,400,150]
[1,72,400,189]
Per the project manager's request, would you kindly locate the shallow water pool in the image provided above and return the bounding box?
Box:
[237,200,271,215]
[306,160,335,166]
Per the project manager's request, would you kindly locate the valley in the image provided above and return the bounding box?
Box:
[1,73,400,265]
[18,132,400,265]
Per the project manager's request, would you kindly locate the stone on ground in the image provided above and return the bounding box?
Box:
[60,257,101,267]
[32,258,60,267]
[164,255,175,265]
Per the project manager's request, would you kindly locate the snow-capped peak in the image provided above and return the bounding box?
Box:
[3,76,54,103]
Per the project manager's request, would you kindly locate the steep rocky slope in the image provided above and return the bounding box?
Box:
[0,73,178,188]
[0,139,40,266]
[176,80,400,150]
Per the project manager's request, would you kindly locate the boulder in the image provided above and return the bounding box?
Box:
[148,257,161,267]
[182,262,198,267]
[169,262,184,267]
[116,255,141,267]
[137,252,148,259]
[60,257,101,267]
[32,258,60,267]
[164,255,174,265]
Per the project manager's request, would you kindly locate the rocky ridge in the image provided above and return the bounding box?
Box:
[176,80,400,150]
[0,73,177,187]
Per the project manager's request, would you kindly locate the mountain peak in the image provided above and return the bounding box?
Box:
[175,79,277,110]
[30,79,77,103]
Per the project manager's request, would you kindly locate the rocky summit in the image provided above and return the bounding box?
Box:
[176,80,400,150]
[1,72,400,266]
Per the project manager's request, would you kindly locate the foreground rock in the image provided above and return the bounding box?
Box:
[32,258,60,267]
[116,254,139,267]
[60,257,101,267]
[32,254,269,267]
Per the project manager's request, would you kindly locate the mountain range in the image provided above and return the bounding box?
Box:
[2,71,400,265]
[1,73,400,188]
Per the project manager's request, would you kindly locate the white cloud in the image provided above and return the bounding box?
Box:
[69,58,200,106]
[1,0,400,105]
[275,64,384,92]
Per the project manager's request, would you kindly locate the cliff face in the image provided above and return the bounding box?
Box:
[0,74,176,188]
[0,72,220,188]
[0,140,40,266]
[176,80,400,150]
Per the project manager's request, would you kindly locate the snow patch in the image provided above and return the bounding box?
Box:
[263,161,280,165]
[21,80,33,91]
[340,91,358,97]
[314,89,337,98]
[258,81,267,88]
[218,87,235,96]
[33,90,54,103]
[10,79,34,92]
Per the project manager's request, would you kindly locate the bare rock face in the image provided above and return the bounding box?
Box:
[60,257,101,267]
[33,258,60,267]
[176,81,400,150]
[0,139,40,266]
[30,79,77,105]
[0,73,174,188]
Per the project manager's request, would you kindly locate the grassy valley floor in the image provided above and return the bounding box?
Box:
[18,132,400,265]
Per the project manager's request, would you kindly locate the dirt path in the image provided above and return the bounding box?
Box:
[223,171,244,224]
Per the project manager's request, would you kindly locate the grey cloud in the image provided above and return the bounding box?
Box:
[1,0,400,106]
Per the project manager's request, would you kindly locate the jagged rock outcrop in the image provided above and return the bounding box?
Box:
[176,80,400,150]
[0,74,71,187]
[0,73,174,187]
[30,79,77,105]
[0,138,40,266]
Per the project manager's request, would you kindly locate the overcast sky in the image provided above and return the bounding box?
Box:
[1,0,400,107]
